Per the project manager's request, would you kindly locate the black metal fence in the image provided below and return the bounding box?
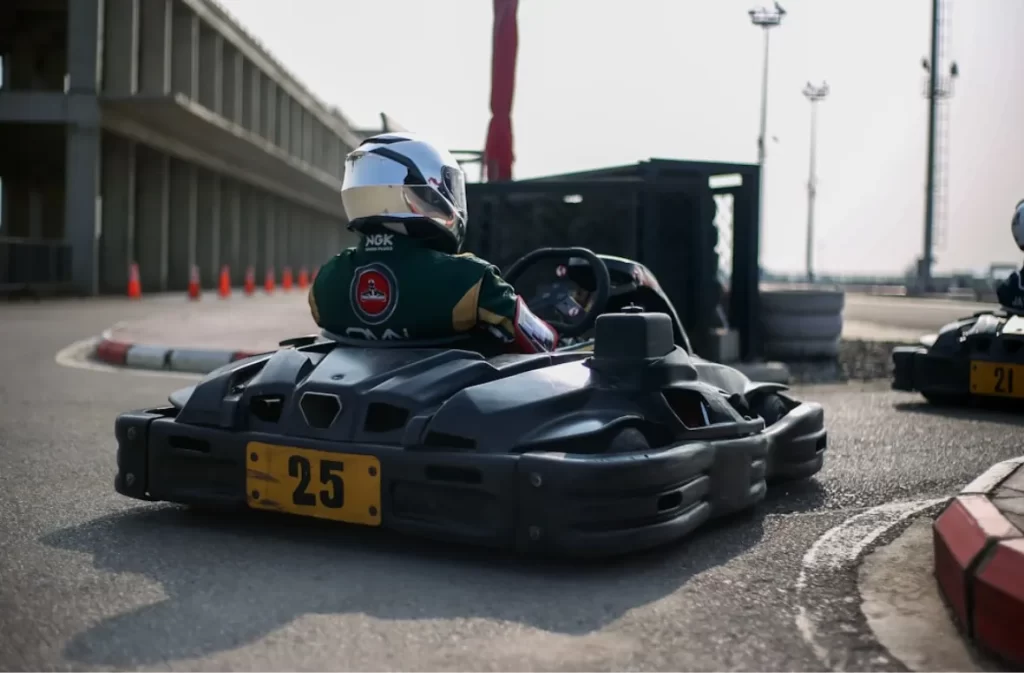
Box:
[0,237,73,293]
[466,159,761,359]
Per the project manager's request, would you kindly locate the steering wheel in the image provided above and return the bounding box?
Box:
[504,247,611,338]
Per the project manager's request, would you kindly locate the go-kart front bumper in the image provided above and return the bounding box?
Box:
[114,403,826,557]
[891,345,967,397]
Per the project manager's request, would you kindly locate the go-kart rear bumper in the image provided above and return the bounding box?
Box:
[114,403,826,557]
[891,345,966,396]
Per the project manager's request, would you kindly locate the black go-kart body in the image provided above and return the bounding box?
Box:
[114,250,827,557]
[893,308,1024,406]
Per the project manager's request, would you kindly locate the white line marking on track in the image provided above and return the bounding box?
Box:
[54,337,202,381]
[794,498,948,671]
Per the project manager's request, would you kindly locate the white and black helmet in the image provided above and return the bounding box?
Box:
[1012,199,1024,251]
[341,132,468,253]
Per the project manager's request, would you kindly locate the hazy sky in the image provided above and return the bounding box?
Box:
[217,0,1024,275]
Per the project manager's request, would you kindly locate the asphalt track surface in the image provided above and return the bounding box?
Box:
[1,296,1021,671]
[843,293,995,334]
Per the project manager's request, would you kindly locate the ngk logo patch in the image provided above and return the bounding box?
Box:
[364,233,394,252]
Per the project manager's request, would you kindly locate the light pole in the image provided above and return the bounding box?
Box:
[802,81,829,283]
[749,2,786,254]
[919,0,959,294]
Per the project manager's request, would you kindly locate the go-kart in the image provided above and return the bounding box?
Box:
[114,247,827,557]
[892,307,1024,406]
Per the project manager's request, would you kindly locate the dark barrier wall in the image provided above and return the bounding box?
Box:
[465,159,761,359]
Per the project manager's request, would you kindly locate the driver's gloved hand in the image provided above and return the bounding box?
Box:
[997,267,1024,310]
[476,267,559,353]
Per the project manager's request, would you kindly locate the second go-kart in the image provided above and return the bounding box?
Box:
[114,247,827,557]
[893,307,1024,406]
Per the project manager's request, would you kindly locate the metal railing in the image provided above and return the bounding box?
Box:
[0,237,73,293]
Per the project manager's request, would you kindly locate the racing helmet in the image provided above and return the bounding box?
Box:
[1012,199,1024,251]
[341,132,468,254]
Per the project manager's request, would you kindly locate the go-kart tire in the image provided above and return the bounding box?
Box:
[761,312,843,341]
[761,289,845,315]
[749,392,789,426]
[606,426,651,453]
[922,392,969,407]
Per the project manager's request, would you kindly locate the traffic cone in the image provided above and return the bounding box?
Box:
[297,267,309,289]
[282,267,294,291]
[127,262,142,299]
[187,264,201,300]
[264,268,275,293]
[244,266,256,295]
[218,265,231,298]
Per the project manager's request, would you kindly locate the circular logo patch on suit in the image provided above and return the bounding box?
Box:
[350,263,398,325]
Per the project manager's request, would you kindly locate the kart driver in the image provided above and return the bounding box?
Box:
[307,132,559,352]
[996,199,1024,310]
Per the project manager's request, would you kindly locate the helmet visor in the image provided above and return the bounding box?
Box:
[342,151,460,228]
[343,151,415,190]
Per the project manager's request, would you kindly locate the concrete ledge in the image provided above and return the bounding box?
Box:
[124,344,171,370]
[933,457,1024,668]
[92,334,260,374]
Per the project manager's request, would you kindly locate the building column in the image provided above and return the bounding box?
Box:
[290,99,302,161]
[242,188,261,282]
[277,89,290,153]
[302,112,314,166]
[261,80,276,146]
[66,0,103,295]
[138,0,171,95]
[195,169,220,287]
[99,134,136,294]
[135,148,170,291]
[167,159,197,291]
[65,125,102,295]
[102,0,139,95]
[222,46,242,126]
[171,0,198,100]
[288,207,307,272]
[219,179,242,285]
[249,66,262,137]
[198,24,222,114]
[275,202,290,273]
[257,194,275,281]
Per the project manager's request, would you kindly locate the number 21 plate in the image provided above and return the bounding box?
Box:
[245,442,382,526]
[970,361,1024,399]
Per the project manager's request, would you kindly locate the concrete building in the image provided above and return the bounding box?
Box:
[0,0,364,295]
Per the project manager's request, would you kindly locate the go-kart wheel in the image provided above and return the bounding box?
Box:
[922,392,968,407]
[749,392,790,426]
[605,426,651,453]
[503,247,611,339]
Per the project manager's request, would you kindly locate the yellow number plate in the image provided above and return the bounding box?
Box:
[969,361,1024,398]
[245,442,382,526]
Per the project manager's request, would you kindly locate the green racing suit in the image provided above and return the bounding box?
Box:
[308,232,559,352]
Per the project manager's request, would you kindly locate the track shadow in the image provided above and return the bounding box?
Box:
[42,500,767,667]
[762,478,829,515]
[893,399,1024,427]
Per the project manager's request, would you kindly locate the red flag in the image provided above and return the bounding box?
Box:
[483,0,519,182]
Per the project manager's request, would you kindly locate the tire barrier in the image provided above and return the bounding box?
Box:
[760,289,845,360]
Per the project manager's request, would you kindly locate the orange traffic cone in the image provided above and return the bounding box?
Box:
[244,266,256,295]
[264,268,275,293]
[218,265,231,298]
[188,264,201,300]
[297,267,309,289]
[127,262,142,299]
[282,267,293,291]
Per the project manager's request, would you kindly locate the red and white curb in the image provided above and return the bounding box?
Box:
[92,330,268,374]
[933,456,1024,668]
